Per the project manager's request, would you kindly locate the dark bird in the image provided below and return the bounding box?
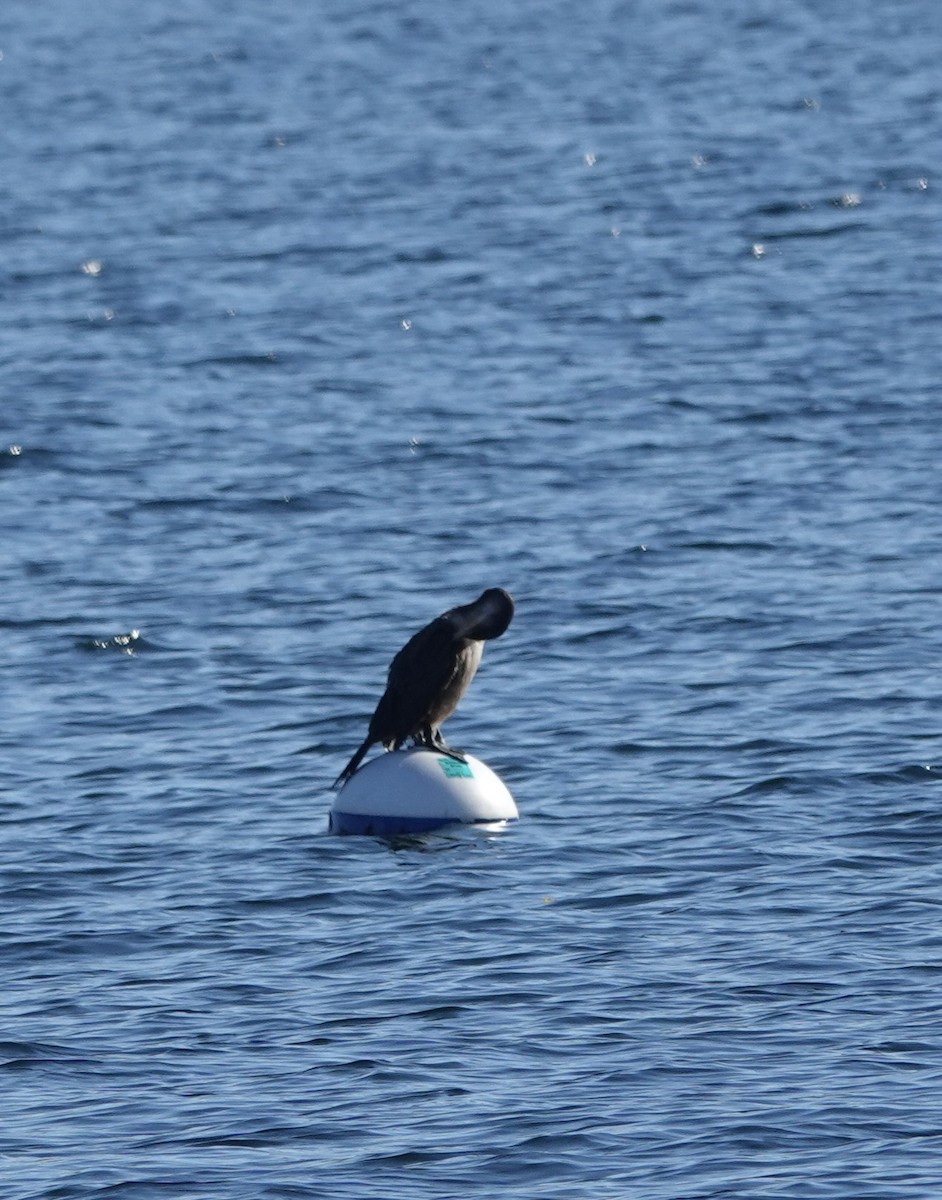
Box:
[334,588,514,788]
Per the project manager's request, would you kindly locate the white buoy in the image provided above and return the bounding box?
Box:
[329,747,518,837]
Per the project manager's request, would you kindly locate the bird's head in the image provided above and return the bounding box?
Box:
[448,588,514,641]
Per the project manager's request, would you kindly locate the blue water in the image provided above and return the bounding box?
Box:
[4,0,942,1196]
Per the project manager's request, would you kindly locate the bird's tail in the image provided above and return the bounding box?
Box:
[333,737,373,789]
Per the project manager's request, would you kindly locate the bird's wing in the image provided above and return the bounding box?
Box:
[382,617,461,734]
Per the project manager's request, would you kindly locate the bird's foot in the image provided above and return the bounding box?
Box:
[410,733,468,763]
[432,744,468,764]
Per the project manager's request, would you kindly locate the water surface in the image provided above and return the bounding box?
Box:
[3,1,942,1197]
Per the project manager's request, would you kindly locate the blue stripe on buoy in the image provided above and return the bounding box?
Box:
[329,810,516,837]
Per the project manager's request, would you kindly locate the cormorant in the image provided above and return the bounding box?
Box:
[334,588,514,787]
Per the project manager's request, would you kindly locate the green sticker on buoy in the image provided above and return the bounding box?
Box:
[438,757,473,778]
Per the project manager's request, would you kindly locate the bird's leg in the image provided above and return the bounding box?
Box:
[430,726,468,763]
[409,724,468,761]
[411,722,437,749]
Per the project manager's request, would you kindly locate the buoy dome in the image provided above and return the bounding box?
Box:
[329,747,518,837]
